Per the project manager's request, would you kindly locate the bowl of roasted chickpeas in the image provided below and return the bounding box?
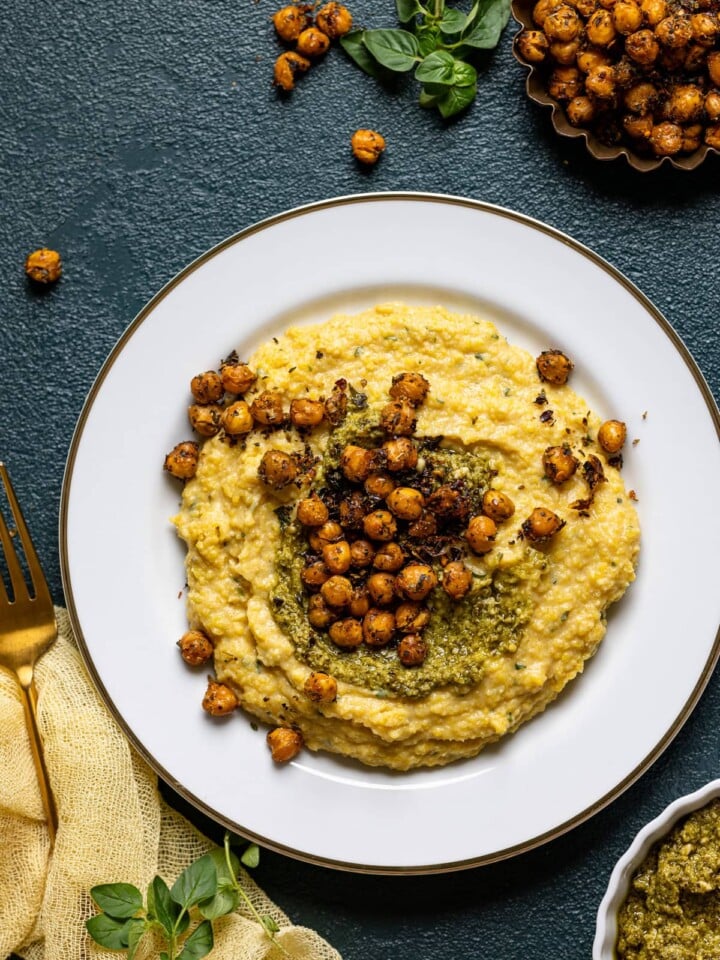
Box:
[512,0,720,169]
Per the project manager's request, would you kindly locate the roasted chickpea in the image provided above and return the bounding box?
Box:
[296,494,329,527]
[267,726,303,762]
[322,540,351,574]
[380,399,417,436]
[566,95,594,128]
[482,489,515,522]
[382,437,418,472]
[289,398,324,429]
[586,9,616,44]
[517,28,550,63]
[586,64,616,98]
[296,26,331,57]
[704,124,720,148]
[536,349,573,384]
[363,509,398,542]
[466,515,497,554]
[640,0,665,26]
[364,472,395,498]
[339,491,367,529]
[250,390,285,426]
[682,124,703,152]
[612,0,642,33]
[164,441,200,479]
[25,248,62,284]
[324,380,348,425]
[350,129,386,165]
[442,561,473,600]
[315,2,353,38]
[397,634,428,667]
[624,81,658,113]
[623,114,654,138]
[395,603,431,634]
[522,507,565,543]
[543,445,579,483]
[613,56,635,86]
[367,572,397,606]
[320,575,353,608]
[303,671,338,702]
[386,486,425,520]
[666,84,703,123]
[656,15,692,48]
[684,44,706,73]
[272,4,310,42]
[533,0,562,26]
[372,541,405,572]
[307,593,338,628]
[188,403,223,437]
[222,401,254,436]
[408,511,437,539]
[220,359,256,394]
[395,563,438,602]
[597,419,627,453]
[691,12,717,46]
[349,584,370,618]
[350,539,375,568]
[705,90,720,121]
[202,679,238,716]
[389,371,430,406]
[329,617,364,648]
[177,629,214,666]
[273,50,311,91]
[650,120,683,154]
[548,65,584,99]
[362,609,396,646]
[625,28,659,63]
[577,48,610,72]
[545,4,581,39]
[191,371,224,404]
[341,444,374,482]
[258,450,297,488]
[301,560,330,591]
[708,53,720,86]
[427,485,469,522]
[309,521,343,549]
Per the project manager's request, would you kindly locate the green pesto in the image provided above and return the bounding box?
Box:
[616,798,720,960]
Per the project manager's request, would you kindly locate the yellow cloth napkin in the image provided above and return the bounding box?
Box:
[0,607,342,960]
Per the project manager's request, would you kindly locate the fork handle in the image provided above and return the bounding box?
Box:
[19,679,58,847]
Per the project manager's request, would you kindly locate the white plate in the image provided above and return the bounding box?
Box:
[61,193,720,874]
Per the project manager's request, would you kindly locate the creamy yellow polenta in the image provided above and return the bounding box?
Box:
[174,305,639,770]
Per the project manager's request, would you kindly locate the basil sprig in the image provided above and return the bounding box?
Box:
[340,0,511,118]
[86,833,286,960]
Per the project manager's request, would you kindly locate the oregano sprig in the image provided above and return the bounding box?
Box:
[86,833,287,960]
[340,0,511,118]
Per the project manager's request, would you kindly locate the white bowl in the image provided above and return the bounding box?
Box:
[594,778,720,959]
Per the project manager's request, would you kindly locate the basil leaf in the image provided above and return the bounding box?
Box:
[240,843,260,869]
[418,88,441,108]
[152,876,180,935]
[340,31,387,79]
[90,883,143,920]
[198,883,240,920]
[416,24,441,57]
[127,919,147,960]
[440,7,467,34]
[396,0,423,21]
[453,60,477,86]
[86,914,133,950]
[415,49,455,84]
[460,0,511,48]
[171,855,218,910]
[363,29,419,72]
[177,920,214,960]
[437,81,477,117]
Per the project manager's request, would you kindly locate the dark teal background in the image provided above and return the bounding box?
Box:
[3,2,720,957]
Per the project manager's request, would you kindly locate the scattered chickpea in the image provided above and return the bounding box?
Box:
[543,445,579,483]
[258,450,298,488]
[362,609,396,646]
[666,85,703,123]
[709,53,720,86]
[612,0,642,34]
[307,593,338,628]
[363,509,398,542]
[301,560,330,590]
[382,437,418,472]
[202,679,238,716]
[624,82,658,114]
[367,571,397,606]
[191,371,224,404]
[682,124,703,152]
[309,520,344,549]
[705,124,720,148]
[397,634,428,667]
[222,401,254,436]
[522,507,565,543]
[536,350,573,385]
[442,561,473,600]
[315,2,353,38]
[273,51,311,91]
[303,671,338,702]
[177,629,214,666]
[351,129,386,165]
[290,398,325,429]
[586,9,616,44]
[380,399,417,436]
[395,602,431,634]
[548,65,584,99]
[188,404,223,437]
[466,515,497,554]
[267,726,303,762]
[517,28,550,61]
[407,511,438,538]
[164,441,199,479]
[544,5,582,40]
[623,113,654,139]
[550,39,581,64]
[320,575,354,608]
[348,584,370,618]
[427,485,469,521]
[220,359,256,394]
[386,486,425,521]
[365,472,396,498]
[25,248,62,284]
[482,489,515,522]
[640,0,666,25]
[350,539,375,568]
[389,372,430,406]
[597,419,627,453]
[585,64,616,98]
[691,12,718,46]
[372,541,405,572]
[650,121,683,155]
[329,617,364,648]
[577,49,609,73]
[625,29,660,64]
[341,444,374,482]
[296,494,329,527]
[322,539,352,574]
[324,382,348,425]
[272,4,310,42]
[533,0,563,27]
[297,26,331,57]
[339,491,366,529]
[395,563,438,602]
[706,90,720,121]
[655,14,692,48]
[250,390,285,426]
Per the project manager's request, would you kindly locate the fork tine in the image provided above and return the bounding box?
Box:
[0,463,50,604]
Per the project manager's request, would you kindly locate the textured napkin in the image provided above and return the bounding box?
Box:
[0,607,341,960]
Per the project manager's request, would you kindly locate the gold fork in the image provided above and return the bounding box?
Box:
[0,462,58,846]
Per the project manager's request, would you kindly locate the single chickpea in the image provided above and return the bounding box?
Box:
[442,561,473,600]
[705,90,720,121]
[547,65,584,99]
[522,507,565,543]
[586,64,616,98]
[650,121,683,155]
[188,404,223,437]
[322,540,352,574]
[597,419,627,453]
[708,53,720,86]
[536,349,573,384]
[164,441,200,479]
[389,371,430,406]
[544,4,581,40]
[395,563,438,602]
[573,0,598,16]
[273,51,311,91]
[624,81,658,113]
[25,248,62,283]
[640,0,665,25]
[339,492,367,529]
[567,96,596,125]
[296,26,331,57]
[307,594,338,629]
[220,359,256,394]
[258,450,297,489]
[666,84,703,123]
[543,445,579,483]
[191,371,224,404]
[586,9,616,45]
[395,603,431,634]
[272,4,310,42]
[655,15,692,48]
[202,679,238,716]
[533,0,562,27]
[691,12,717,45]
[177,629,214,666]
[289,398,324,429]
[250,390,286,426]
[551,39,581,64]
[315,2,353,39]
[518,28,550,62]
[362,609,396,646]
[613,56,635,86]
[301,560,330,591]
[267,727,303,762]
[296,494,329,527]
[364,472,396,498]
[577,48,610,73]
[386,486,425,521]
[341,444,374,482]
[222,401,254,436]
[397,634,428,667]
[350,539,375,568]
[367,572,397,606]
[363,509,398,542]
[348,584,370,618]
[303,671,338,703]
[380,399,417,436]
[482,489,515,522]
[310,521,343,547]
[427,485,470,521]
[612,0,642,33]
[382,437,418,472]
[329,617,364,648]
[625,28,660,63]
[704,124,720,148]
[466,515,497,554]
[623,114,654,139]
[408,511,438,539]
[324,381,348,425]
[320,575,354,609]
[682,124,703,152]
[372,541,405,572]
[351,129,386,165]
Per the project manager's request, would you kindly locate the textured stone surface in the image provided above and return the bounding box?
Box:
[2,2,720,957]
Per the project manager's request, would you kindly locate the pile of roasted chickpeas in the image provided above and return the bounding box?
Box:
[271,2,353,91]
[515,0,720,157]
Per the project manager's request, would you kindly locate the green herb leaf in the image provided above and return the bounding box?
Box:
[416,24,441,56]
[437,81,477,117]
[396,0,424,21]
[241,843,261,869]
[86,913,134,950]
[340,31,388,79]
[439,7,467,34]
[177,920,214,960]
[90,883,144,920]
[415,49,456,85]
[198,883,240,920]
[453,60,477,86]
[171,855,218,911]
[459,0,511,49]
[363,29,420,72]
[418,87,440,107]
[152,876,180,935]
[262,915,281,934]
[127,919,148,960]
